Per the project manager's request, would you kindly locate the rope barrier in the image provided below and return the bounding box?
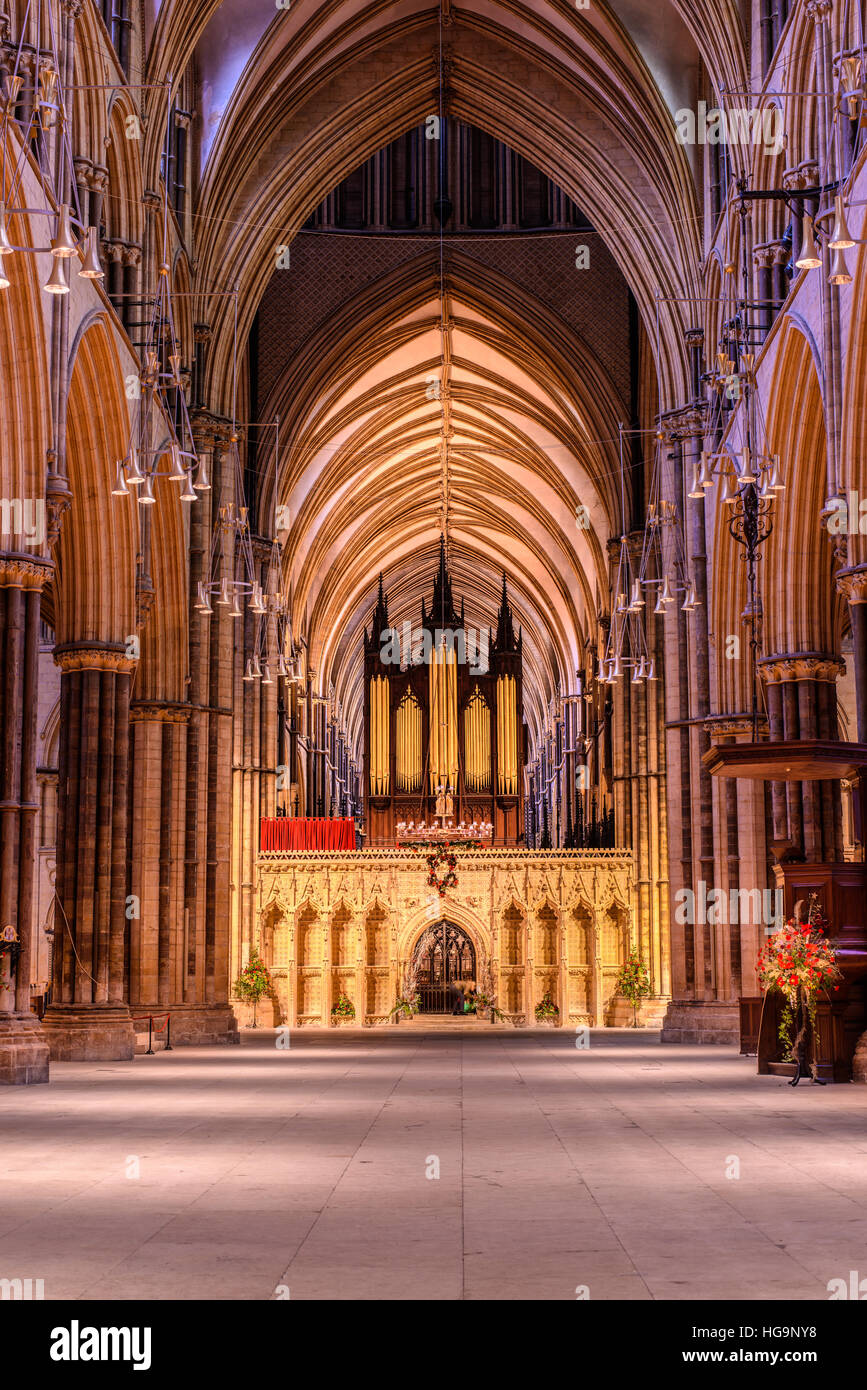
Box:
[130,1014,173,1055]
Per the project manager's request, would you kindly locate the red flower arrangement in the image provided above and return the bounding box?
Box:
[755,894,841,1067]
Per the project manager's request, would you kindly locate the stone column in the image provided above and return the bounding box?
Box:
[127,703,190,1023]
[0,557,52,1083]
[837,568,867,742]
[752,244,774,336]
[42,644,136,1060]
[183,414,238,1042]
[759,653,845,862]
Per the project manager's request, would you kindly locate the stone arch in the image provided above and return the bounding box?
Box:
[58,315,137,647]
[330,899,356,968]
[363,898,391,966]
[398,898,491,969]
[840,235,867,573]
[191,5,700,411]
[295,898,323,967]
[761,319,835,656]
[498,898,525,968]
[533,897,560,969]
[0,180,52,519]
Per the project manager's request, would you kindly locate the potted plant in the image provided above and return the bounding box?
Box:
[614,950,652,1027]
[756,896,841,1085]
[331,992,356,1025]
[534,991,560,1026]
[390,993,420,1021]
[232,948,271,1028]
[474,990,507,1023]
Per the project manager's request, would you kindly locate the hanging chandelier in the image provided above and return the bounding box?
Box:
[193,424,294,686]
[596,428,662,687]
[0,6,104,296]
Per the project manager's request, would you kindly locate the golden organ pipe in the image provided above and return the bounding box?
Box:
[370,676,390,795]
[497,676,517,795]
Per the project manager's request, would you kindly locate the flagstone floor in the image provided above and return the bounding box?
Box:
[1,1027,866,1300]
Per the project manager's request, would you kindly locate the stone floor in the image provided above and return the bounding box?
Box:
[1,1026,866,1301]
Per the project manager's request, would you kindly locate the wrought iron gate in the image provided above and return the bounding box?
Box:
[415,921,477,1014]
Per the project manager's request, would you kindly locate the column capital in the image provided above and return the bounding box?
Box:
[805,0,833,24]
[0,554,53,589]
[836,565,867,604]
[88,164,109,194]
[45,470,72,550]
[53,642,137,674]
[705,713,768,740]
[656,402,708,443]
[758,652,846,684]
[752,242,775,269]
[189,409,233,448]
[129,701,191,725]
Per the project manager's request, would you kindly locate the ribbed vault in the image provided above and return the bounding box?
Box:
[258,244,633,761]
[166,0,707,409]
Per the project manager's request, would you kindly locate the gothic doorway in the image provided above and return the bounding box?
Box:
[413,921,477,1014]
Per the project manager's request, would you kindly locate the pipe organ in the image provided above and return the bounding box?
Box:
[363,541,525,845]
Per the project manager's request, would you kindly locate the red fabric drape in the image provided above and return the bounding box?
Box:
[260,818,356,852]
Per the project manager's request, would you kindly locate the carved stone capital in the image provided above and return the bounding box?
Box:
[142,189,162,214]
[189,409,233,448]
[194,322,212,344]
[73,155,93,183]
[53,643,137,674]
[0,554,53,589]
[758,652,846,684]
[130,702,191,725]
[88,164,109,194]
[45,472,72,550]
[752,242,776,269]
[656,402,708,443]
[135,573,155,631]
[782,167,809,192]
[836,565,867,604]
[805,0,833,24]
[121,242,142,268]
[705,713,768,739]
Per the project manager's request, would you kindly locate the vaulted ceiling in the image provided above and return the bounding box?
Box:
[143,0,748,753]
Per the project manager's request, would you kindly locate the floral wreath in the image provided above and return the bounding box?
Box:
[426,843,458,897]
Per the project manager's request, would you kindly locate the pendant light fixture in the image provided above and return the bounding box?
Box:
[43,255,69,295]
[78,226,104,279]
[111,463,130,497]
[829,247,853,285]
[795,215,821,270]
[829,194,855,250]
[180,471,197,502]
[50,204,77,258]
